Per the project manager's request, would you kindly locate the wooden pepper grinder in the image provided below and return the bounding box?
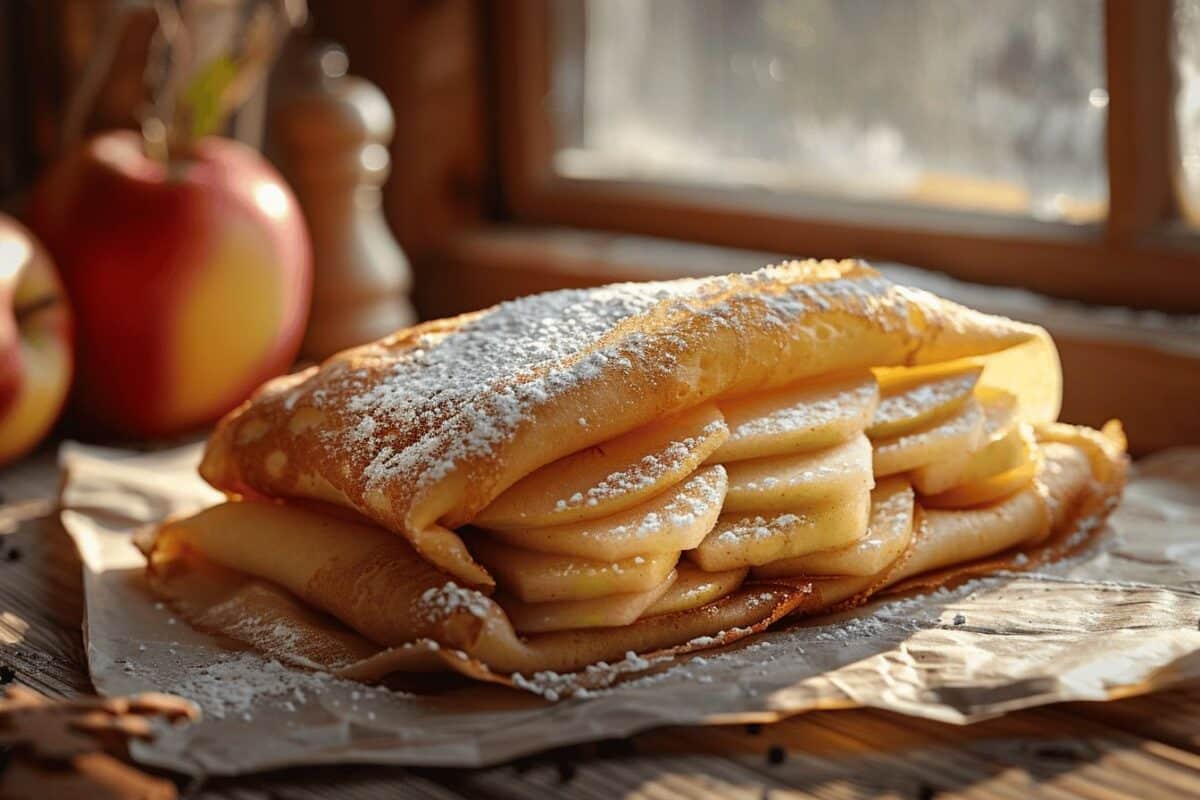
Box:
[269,42,415,360]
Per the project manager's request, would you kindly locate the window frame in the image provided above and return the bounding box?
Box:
[494,0,1200,311]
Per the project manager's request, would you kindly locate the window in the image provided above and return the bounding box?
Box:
[553,0,1107,223]
[498,0,1200,311]
[1175,0,1200,223]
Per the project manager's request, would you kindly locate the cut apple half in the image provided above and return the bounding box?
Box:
[497,571,677,634]
[689,489,871,571]
[478,465,726,562]
[475,403,728,530]
[641,562,748,618]
[868,362,983,440]
[909,388,1019,495]
[753,477,914,578]
[872,396,985,477]
[468,535,679,603]
[723,433,873,513]
[709,371,878,463]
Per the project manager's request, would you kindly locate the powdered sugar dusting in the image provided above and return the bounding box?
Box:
[715,513,806,544]
[728,378,877,443]
[872,368,979,432]
[417,582,492,623]
[271,262,913,509]
[117,651,406,720]
[334,281,703,493]
[553,420,726,512]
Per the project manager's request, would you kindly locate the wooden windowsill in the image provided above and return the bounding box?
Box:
[416,226,1200,455]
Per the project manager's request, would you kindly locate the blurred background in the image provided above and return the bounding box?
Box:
[1,0,1198,467]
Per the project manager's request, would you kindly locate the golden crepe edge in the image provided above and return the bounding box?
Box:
[136,259,1128,693]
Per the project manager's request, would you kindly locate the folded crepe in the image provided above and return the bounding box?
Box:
[141,259,1127,688]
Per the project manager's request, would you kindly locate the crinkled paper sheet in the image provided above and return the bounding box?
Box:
[57,442,1200,776]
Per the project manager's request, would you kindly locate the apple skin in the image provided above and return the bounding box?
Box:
[28,131,311,439]
[0,214,74,468]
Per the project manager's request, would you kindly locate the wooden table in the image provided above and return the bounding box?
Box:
[3,450,1199,800]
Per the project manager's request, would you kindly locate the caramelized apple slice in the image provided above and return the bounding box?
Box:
[921,434,1038,509]
[689,489,871,571]
[468,536,679,602]
[710,372,878,462]
[723,434,873,513]
[497,572,677,634]
[641,562,748,617]
[753,478,914,578]
[872,397,985,477]
[910,388,1019,495]
[481,465,726,562]
[475,403,729,530]
[868,362,983,440]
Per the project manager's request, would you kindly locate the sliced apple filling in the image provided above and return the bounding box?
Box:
[909,389,1019,495]
[478,465,726,562]
[722,434,873,513]
[496,573,678,634]
[475,403,729,530]
[690,489,872,571]
[709,371,879,463]
[700,373,880,578]
[868,362,983,439]
[871,396,986,477]
[467,537,679,603]
[467,362,1085,636]
[920,428,1039,510]
[752,478,915,578]
[641,562,749,618]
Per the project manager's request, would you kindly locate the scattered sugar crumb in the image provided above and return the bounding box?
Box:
[117,652,408,720]
[418,582,491,622]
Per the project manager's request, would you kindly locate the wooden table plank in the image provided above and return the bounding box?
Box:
[2,454,1199,799]
[0,514,90,698]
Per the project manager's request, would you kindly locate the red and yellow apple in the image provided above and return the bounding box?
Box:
[0,214,73,467]
[28,131,311,438]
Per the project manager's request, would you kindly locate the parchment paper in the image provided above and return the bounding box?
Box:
[57,441,1200,777]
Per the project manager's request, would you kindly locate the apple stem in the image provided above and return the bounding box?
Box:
[141,117,171,166]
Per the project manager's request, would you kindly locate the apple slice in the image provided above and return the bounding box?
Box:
[753,478,914,578]
[909,388,1018,495]
[468,535,679,602]
[920,433,1038,509]
[497,572,677,634]
[475,403,728,530]
[722,433,873,513]
[641,562,748,617]
[709,371,878,463]
[872,396,985,477]
[867,362,983,440]
[689,489,871,571]
[480,465,725,562]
